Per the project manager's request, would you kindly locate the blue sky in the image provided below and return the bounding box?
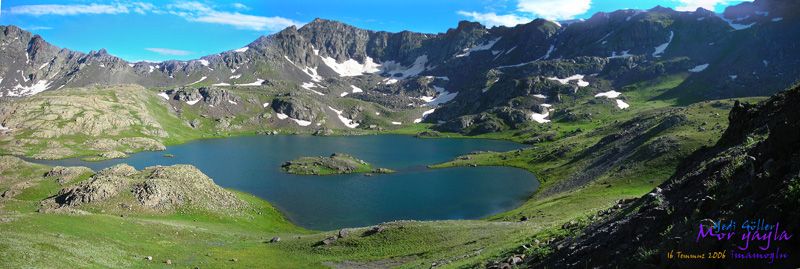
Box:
[0,0,751,62]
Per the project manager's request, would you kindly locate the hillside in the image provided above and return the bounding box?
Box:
[523,84,800,267]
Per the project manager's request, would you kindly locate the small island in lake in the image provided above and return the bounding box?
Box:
[281,153,395,175]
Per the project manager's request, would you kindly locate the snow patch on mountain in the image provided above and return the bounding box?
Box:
[6,80,52,97]
[616,99,630,109]
[689,64,709,72]
[530,111,550,123]
[158,92,170,100]
[718,14,756,30]
[594,90,629,109]
[291,118,312,126]
[198,59,210,66]
[595,90,622,98]
[234,47,249,53]
[328,106,359,128]
[413,108,436,123]
[187,76,207,86]
[381,55,428,81]
[426,86,458,106]
[498,45,555,69]
[274,112,310,126]
[186,99,201,105]
[505,46,516,54]
[301,66,322,82]
[321,56,381,77]
[301,82,325,96]
[351,85,363,93]
[548,74,589,87]
[238,79,265,86]
[455,37,501,58]
[652,31,673,57]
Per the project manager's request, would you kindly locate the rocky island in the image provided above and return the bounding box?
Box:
[281,153,395,175]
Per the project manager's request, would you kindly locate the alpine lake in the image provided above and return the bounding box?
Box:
[33,135,539,230]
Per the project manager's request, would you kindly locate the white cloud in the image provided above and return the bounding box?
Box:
[22,26,54,31]
[517,0,592,20]
[457,11,531,27]
[9,3,131,16]
[145,48,193,56]
[9,1,297,32]
[458,0,591,25]
[130,2,158,14]
[232,3,250,10]
[673,0,748,11]
[169,2,300,31]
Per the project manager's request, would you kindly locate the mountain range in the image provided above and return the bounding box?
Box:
[1,0,798,135]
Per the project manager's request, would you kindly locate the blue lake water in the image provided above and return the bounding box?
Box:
[33,135,539,230]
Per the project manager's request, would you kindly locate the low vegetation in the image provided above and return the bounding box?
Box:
[281,153,394,175]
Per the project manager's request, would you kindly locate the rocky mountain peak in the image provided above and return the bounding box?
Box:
[93,48,110,56]
[647,5,674,13]
[453,20,485,32]
[26,35,51,60]
[726,0,799,19]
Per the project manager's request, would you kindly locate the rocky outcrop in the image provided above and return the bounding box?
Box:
[271,96,320,121]
[199,87,239,106]
[45,166,93,185]
[44,164,249,214]
[131,165,247,211]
